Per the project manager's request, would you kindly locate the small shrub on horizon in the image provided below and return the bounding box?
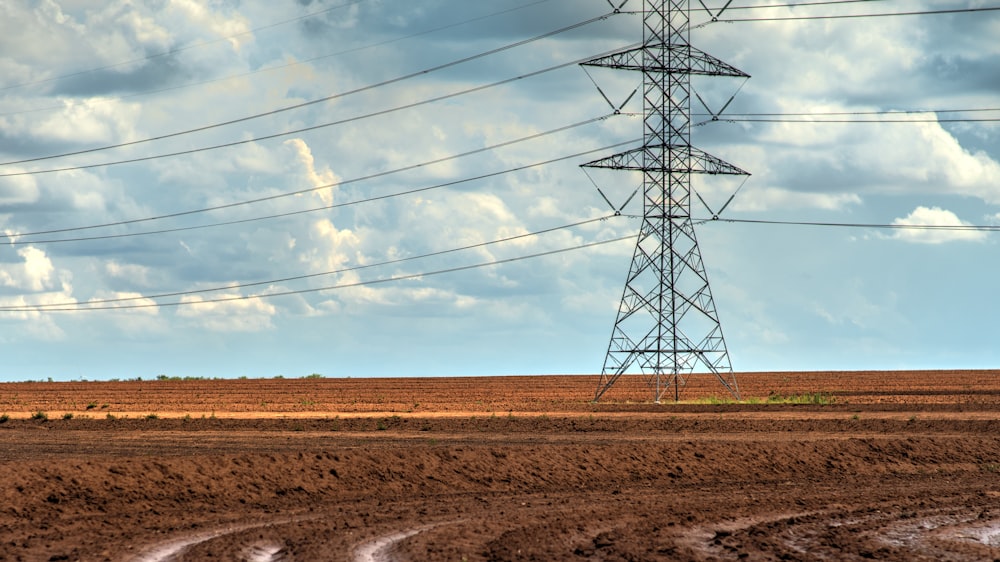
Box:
[145,413,159,420]
[31,411,48,421]
[62,412,73,420]
[86,402,97,410]
[0,414,9,423]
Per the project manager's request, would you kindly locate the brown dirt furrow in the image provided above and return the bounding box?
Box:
[1,372,1000,560]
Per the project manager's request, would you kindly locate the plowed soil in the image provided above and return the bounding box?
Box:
[2,371,1000,561]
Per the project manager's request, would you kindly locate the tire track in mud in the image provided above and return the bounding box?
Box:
[136,518,439,562]
[687,503,1000,561]
[352,525,437,562]
[133,517,312,562]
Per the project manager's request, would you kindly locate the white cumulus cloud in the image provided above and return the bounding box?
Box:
[889,206,986,245]
[177,292,277,332]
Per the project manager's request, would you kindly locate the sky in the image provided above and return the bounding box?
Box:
[0,0,999,381]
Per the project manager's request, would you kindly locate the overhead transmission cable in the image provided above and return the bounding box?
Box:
[0,10,619,168]
[5,138,640,245]
[0,220,636,312]
[634,106,1000,126]
[703,217,1000,232]
[703,0,893,10]
[0,0,554,118]
[697,107,1000,117]
[1,116,625,237]
[0,47,639,179]
[716,117,1000,123]
[0,0,370,93]
[693,105,1000,123]
[5,215,619,308]
[714,6,1000,22]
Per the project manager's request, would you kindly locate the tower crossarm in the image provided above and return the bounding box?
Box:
[581,43,749,78]
[581,145,750,176]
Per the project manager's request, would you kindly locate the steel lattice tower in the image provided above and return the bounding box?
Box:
[585,0,749,402]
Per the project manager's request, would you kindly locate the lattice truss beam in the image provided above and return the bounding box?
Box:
[585,0,749,402]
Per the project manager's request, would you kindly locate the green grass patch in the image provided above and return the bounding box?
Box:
[693,392,833,405]
[766,392,833,405]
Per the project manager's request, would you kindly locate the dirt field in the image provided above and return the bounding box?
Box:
[2,371,1000,561]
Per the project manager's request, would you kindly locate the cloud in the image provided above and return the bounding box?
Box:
[0,97,141,150]
[0,174,39,206]
[285,138,340,205]
[177,292,277,332]
[306,218,362,271]
[89,291,158,314]
[731,186,862,212]
[52,56,189,97]
[104,260,153,288]
[0,293,70,341]
[88,291,163,336]
[0,245,75,340]
[0,246,56,292]
[888,206,987,245]
[169,0,253,51]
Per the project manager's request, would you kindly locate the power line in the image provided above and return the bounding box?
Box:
[0,55,631,178]
[706,0,892,10]
[719,6,1000,22]
[0,222,635,312]
[704,216,1000,231]
[0,11,617,168]
[639,0,894,16]
[632,0,894,17]
[0,0,555,118]
[720,117,1000,123]
[6,138,639,245]
[6,215,617,308]
[699,107,1000,117]
[686,107,1000,125]
[0,116,627,238]
[0,0,369,93]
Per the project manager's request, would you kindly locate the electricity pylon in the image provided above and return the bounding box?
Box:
[585,0,749,402]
